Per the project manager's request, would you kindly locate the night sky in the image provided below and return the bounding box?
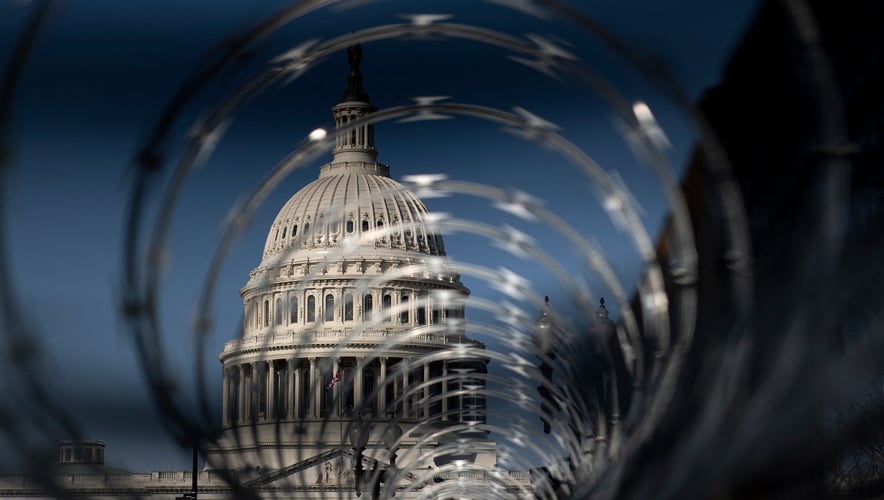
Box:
[1,0,759,472]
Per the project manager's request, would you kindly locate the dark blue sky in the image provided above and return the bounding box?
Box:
[1,0,759,472]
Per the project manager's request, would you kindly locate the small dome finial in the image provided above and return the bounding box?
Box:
[596,297,608,319]
[341,43,370,103]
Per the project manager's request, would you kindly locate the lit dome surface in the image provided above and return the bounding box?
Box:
[262,161,445,259]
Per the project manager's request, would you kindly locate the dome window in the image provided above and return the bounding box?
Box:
[290,296,298,324]
[324,294,335,322]
[307,296,316,322]
[363,294,373,320]
[275,298,283,325]
[303,222,311,236]
[344,293,354,321]
[263,300,270,328]
[400,294,409,324]
[346,220,354,233]
[275,228,279,241]
[330,221,339,233]
[418,306,426,326]
[282,227,287,239]
[292,224,298,237]
[383,294,392,322]
[362,220,369,232]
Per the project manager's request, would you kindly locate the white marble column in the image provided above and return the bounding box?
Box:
[267,360,276,419]
[286,358,295,419]
[238,364,246,423]
[309,357,318,418]
[379,357,387,413]
[402,368,409,419]
[423,363,430,419]
[354,357,364,409]
[280,359,290,419]
[292,361,301,419]
[441,361,448,421]
[245,363,254,421]
[222,367,230,427]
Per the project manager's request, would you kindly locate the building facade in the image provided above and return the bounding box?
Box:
[203,43,497,480]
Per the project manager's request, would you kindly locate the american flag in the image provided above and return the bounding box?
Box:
[326,370,342,389]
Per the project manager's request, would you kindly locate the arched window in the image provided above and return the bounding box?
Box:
[418,306,426,326]
[263,300,270,327]
[346,220,354,233]
[344,293,354,321]
[400,294,409,324]
[282,226,287,239]
[432,308,440,324]
[363,368,376,410]
[303,222,310,236]
[362,220,369,232]
[363,294,373,320]
[383,294,392,322]
[275,298,283,325]
[289,296,298,324]
[253,301,259,329]
[275,228,279,241]
[292,224,298,237]
[324,294,335,322]
[307,296,316,322]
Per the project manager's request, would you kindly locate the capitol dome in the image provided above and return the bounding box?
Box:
[262,162,445,259]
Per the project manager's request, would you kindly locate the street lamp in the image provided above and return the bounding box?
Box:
[373,420,402,499]
[348,417,370,496]
[350,416,402,499]
[381,420,402,468]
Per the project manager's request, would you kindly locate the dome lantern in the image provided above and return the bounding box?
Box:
[330,43,379,165]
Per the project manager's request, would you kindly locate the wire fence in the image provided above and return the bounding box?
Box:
[1,0,882,498]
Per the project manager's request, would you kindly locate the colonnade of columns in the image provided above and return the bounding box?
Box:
[221,356,482,428]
